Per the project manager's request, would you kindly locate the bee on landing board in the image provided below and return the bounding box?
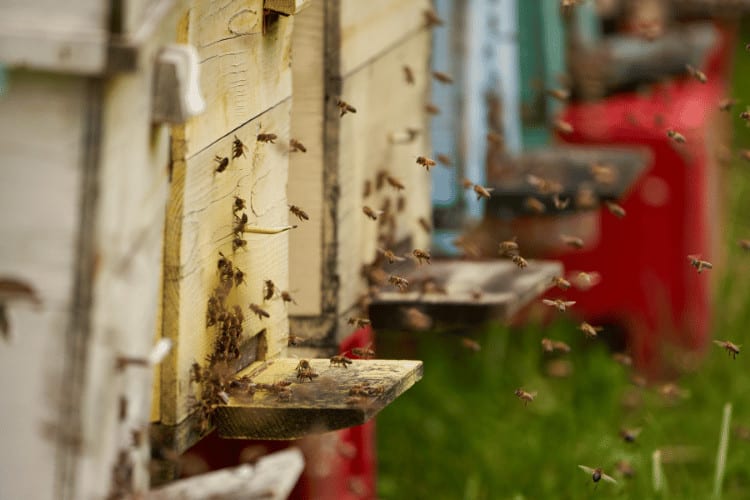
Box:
[330,355,353,368]
[713,340,741,359]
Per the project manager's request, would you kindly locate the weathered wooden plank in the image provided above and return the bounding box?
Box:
[264,0,313,15]
[369,260,562,331]
[213,358,423,439]
[162,100,292,428]
[338,0,432,76]
[145,448,304,499]
[173,0,294,158]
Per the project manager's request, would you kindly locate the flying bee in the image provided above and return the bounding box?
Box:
[514,388,536,406]
[386,176,405,191]
[524,197,546,214]
[388,274,409,291]
[578,321,603,338]
[590,163,617,185]
[234,268,246,287]
[363,180,372,198]
[620,427,642,443]
[560,234,584,249]
[418,217,432,233]
[687,254,712,273]
[553,194,570,210]
[347,316,371,328]
[615,460,635,478]
[350,343,376,359]
[461,178,474,189]
[362,206,383,221]
[402,307,432,330]
[527,174,563,195]
[289,138,307,153]
[424,103,441,115]
[249,303,270,319]
[233,196,246,214]
[403,65,415,84]
[667,129,686,143]
[741,108,750,122]
[473,184,494,200]
[232,135,248,158]
[214,155,229,173]
[289,205,309,221]
[423,8,444,27]
[547,88,570,101]
[739,239,750,251]
[281,291,296,304]
[718,98,737,112]
[432,71,453,84]
[511,255,528,269]
[499,237,519,256]
[551,276,571,290]
[612,353,633,367]
[554,119,574,135]
[330,355,353,368]
[685,64,707,84]
[337,99,357,117]
[470,288,483,301]
[288,334,306,346]
[263,280,276,300]
[713,340,741,359]
[377,247,406,264]
[605,201,626,218]
[542,298,576,312]
[257,133,277,143]
[412,248,431,265]
[575,271,601,290]
[541,338,571,353]
[436,154,452,166]
[416,156,436,171]
[460,337,481,352]
[232,236,247,252]
[578,465,617,485]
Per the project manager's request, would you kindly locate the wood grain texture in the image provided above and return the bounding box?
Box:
[369,260,563,331]
[213,358,423,439]
[162,100,292,427]
[264,0,313,15]
[173,0,294,158]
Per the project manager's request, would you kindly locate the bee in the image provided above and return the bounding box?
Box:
[295,359,311,373]
[403,65,415,84]
[553,194,570,210]
[658,382,688,401]
[289,205,309,221]
[575,271,601,290]
[232,236,247,252]
[218,251,233,273]
[686,64,707,84]
[432,71,453,84]
[486,131,504,147]
[402,306,432,330]
[347,316,371,329]
[397,196,406,212]
[115,339,173,371]
[547,88,570,101]
[620,427,642,443]
[741,108,750,122]
[473,184,494,200]
[362,180,372,198]
[337,99,357,117]
[263,280,276,301]
[576,187,598,209]
[687,254,712,273]
[233,196,246,214]
[718,98,737,112]
[460,337,481,352]
[470,288,483,301]
[499,237,519,256]
[416,156,436,171]
[605,201,626,218]
[461,178,474,189]
[542,298,576,312]
[214,155,229,173]
[232,135,248,158]
[541,338,571,353]
[511,255,528,269]
[297,367,318,383]
[551,276,571,290]
[362,206,383,221]
[436,154,452,166]
[423,8,444,27]
[554,119,574,135]
[514,388,536,406]
[590,163,617,185]
[527,174,563,195]
[281,291,296,304]
[234,212,249,235]
[739,239,750,251]
[330,355,353,368]
[713,340,741,359]
[524,196,546,214]
[350,343,376,359]
[234,268,246,287]
[386,175,405,191]
[375,248,402,264]
[388,274,409,291]
[248,303,270,320]
[289,138,307,153]
[578,465,617,485]
[288,334,306,346]
[424,103,441,115]
[578,321,603,338]
[257,133,277,143]
[667,129,686,144]
[412,248,431,265]
[612,353,633,366]
[418,217,432,233]
[560,234,584,249]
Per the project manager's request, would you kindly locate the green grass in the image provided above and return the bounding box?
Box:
[376,22,750,500]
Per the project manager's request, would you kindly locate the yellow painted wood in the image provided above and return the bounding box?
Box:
[213,358,423,439]
[161,99,292,427]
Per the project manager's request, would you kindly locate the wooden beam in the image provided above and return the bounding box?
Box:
[264,0,313,15]
[213,358,423,439]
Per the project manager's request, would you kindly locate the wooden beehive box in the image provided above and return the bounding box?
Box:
[287,0,434,347]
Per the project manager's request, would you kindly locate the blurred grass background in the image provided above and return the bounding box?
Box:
[376,21,750,500]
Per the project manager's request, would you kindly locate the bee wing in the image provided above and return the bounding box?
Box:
[578,465,595,475]
[703,261,714,269]
[713,340,726,347]
[148,338,173,366]
[542,299,555,306]
[564,301,577,307]
[600,472,618,484]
